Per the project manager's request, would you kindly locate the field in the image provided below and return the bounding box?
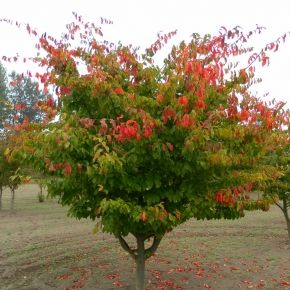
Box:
[0,184,289,290]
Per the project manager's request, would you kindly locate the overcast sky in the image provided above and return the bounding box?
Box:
[0,0,289,107]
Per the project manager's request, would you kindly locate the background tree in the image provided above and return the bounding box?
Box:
[3,70,48,204]
[5,15,289,289]
[0,62,11,129]
[262,129,290,243]
[0,131,22,210]
[8,71,46,125]
[0,132,6,209]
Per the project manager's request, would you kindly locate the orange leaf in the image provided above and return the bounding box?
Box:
[114,87,124,95]
[140,211,148,222]
[156,94,164,103]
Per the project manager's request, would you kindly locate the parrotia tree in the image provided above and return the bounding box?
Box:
[2,14,289,289]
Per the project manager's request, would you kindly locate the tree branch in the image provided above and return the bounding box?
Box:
[117,235,137,260]
[282,198,290,220]
[271,196,283,211]
[144,233,155,241]
[274,200,283,211]
[144,235,163,259]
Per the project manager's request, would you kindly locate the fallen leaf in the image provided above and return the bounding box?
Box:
[280,280,290,286]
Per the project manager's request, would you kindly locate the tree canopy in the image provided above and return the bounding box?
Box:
[7,71,46,126]
[2,14,289,289]
[262,129,290,242]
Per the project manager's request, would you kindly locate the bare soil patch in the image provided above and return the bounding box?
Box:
[0,184,289,289]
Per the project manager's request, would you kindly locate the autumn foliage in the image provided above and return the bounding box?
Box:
[1,13,289,289]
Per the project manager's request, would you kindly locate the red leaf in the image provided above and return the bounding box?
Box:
[177,96,188,107]
[80,118,95,128]
[63,163,72,176]
[15,103,22,111]
[114,87,124,95]
[57,273,70,280]
[185,62,193,74]
[266,42,275,50]
[143,126,153,138]
[195,99,206,109]
[162,107,175,124]
[10,80,18,87]
[180,114,193,128]
[106,274,119,280]
[233,188,239,196]
[167,143,174,152]
[261,55,269,66]
[113,281,123,287]
[240,109,250,121]
[281,280,290,286]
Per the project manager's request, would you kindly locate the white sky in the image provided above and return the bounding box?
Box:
[0,0,289,107]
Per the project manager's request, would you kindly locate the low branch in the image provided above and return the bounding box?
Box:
[144,235,163,259]
[272,198,283,211]
[117,235,137,260]
[282,198,290,219]
[144,233,155,241]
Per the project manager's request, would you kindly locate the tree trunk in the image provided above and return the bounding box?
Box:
[282,198,290,243]
[10,188,15,211]
[11,188,15,200]
[117,234,163,290]
[0,185,2,210]
[135,235,145,290]
[286,218,290,243]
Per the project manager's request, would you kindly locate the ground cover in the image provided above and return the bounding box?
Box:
[0,185,289,289]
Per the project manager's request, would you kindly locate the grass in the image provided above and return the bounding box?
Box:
[0,184,289,290]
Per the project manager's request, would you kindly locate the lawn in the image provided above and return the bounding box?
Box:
[0,184,289,290]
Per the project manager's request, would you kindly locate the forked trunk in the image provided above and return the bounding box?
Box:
[117,234,163,290]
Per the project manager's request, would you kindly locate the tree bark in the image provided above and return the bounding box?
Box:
[117,234,163,290]
[0,185,2,210]
[282,198,290,243]
[10,188,15,211]
[135,235,145,290]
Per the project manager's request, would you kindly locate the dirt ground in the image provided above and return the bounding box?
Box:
[0,184,289,290]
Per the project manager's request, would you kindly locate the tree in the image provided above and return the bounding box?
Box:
[4,15,288,289]
[7,71,46,125]
[0,62,11,129]
[262,129,290,243]
[0,65,45,207]
[0,132,22,210]
[0,134,6,209]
